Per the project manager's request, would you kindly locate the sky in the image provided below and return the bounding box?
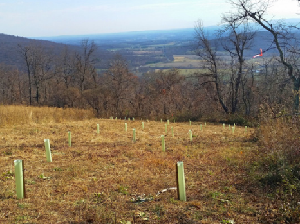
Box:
[0,0,299,37]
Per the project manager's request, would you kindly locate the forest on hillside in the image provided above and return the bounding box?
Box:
[0,1,299,123]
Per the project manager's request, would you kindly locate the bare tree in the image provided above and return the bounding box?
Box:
[102,55,137,117]
[74,39,98,94]
[18,44,33,105]
[18,42,57,105]
[194,20,255,114]
[194,21,229,113]
[228,0,300,112]
[219,19,256,113]
[0,64,22,104]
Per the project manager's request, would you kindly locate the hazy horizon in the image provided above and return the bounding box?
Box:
[0,0,299,38]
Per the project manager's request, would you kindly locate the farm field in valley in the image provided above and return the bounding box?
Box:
[0,107,277,223]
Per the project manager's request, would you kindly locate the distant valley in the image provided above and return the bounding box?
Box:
[1,19,300,75]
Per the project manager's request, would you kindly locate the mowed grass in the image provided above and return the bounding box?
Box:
[0,107,268,223]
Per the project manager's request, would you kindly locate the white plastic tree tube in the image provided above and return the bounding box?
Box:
[14,159,25,199]
[167,120,169,125]
[189,130,192,142]
[223,123,225,129]
[171,126,174,137]
[245,126,247,132]
[44,139,52,162]
[176,162,186,201]
[125,123,127,132]
[97,124,100,134]
[142,122,144,130]
[232,127,235,134]
[189,120,191,126]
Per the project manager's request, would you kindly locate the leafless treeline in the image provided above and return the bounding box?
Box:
[0,39,296,121]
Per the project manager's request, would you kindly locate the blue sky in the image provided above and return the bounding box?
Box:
[0,0,299,37]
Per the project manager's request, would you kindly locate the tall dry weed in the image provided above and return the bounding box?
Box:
[0,105,95,127]
[253,107,300,223]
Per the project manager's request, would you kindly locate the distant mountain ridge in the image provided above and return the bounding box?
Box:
[32,18,300,45]
[0,18,299,71]
[0,33,68,69]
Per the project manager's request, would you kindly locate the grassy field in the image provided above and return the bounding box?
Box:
[0,106,297,223]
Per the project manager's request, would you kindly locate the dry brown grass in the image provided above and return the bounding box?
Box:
[0,105,95,127]
[0,106,279,223]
